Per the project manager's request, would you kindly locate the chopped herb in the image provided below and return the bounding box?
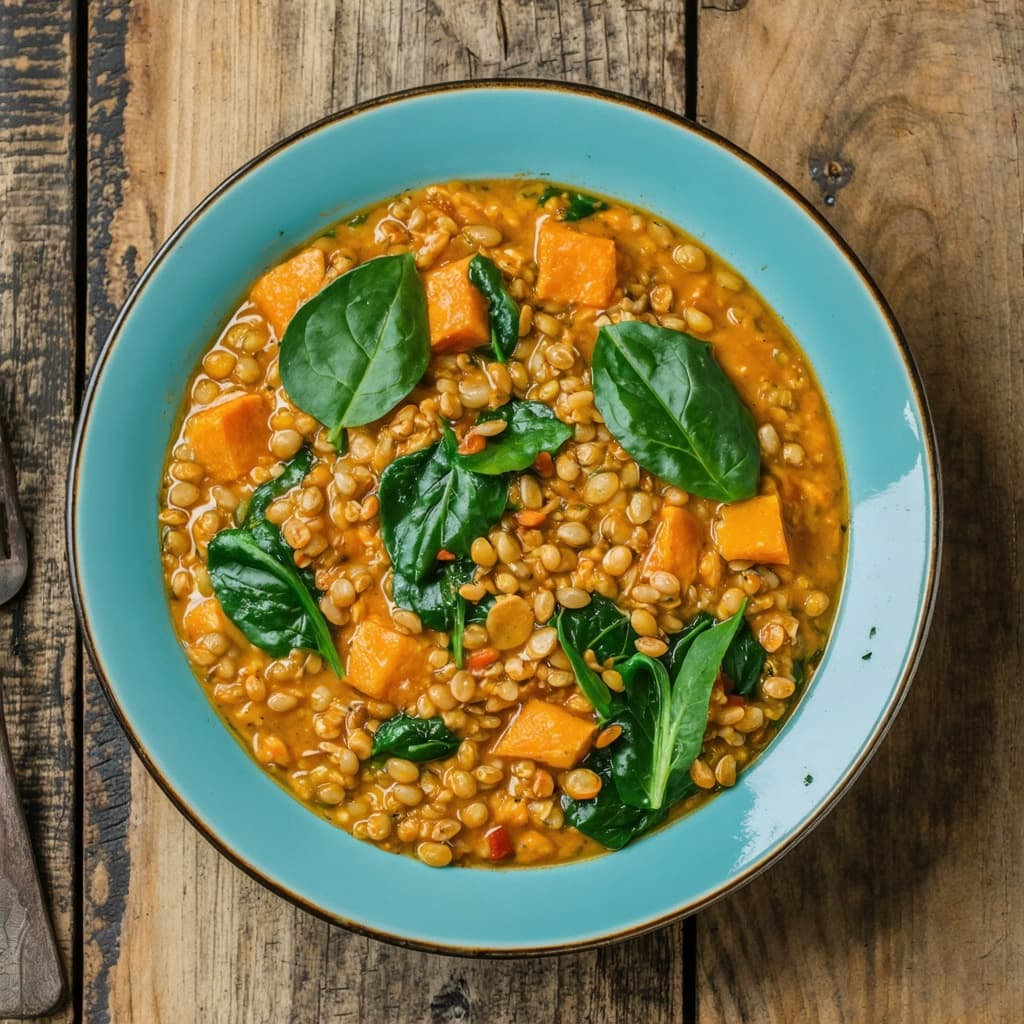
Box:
[537,186,609,221]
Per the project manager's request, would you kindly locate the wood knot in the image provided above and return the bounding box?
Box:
[808,155,854,206]
[430,979,471,1023]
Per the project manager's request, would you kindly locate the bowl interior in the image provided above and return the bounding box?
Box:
[71,83,937,953]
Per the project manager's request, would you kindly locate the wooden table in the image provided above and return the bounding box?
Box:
[2,0,1019,1019]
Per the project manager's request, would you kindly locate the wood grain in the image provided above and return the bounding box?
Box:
[83,2,690,1022]
[0,704,64,1017]
[696,3,1023,1022]
[0,1,76,1021]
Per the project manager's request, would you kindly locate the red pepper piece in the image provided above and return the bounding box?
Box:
[486,825,513,861]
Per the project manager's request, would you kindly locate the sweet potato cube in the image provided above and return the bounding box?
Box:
[715,493,790,565]
[185,393,270,482]
[345,619,425,701]
[424,255,491,353]
[183,598,229,641]
[492,699,596,769]
[535,221,617,307]
[250,247,326,338]
[644,505,702,591]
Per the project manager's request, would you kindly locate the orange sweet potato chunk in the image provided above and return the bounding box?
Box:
[715,493,791,565]
[185,393,270,483]
[535,221,617,307]
[492,699,596,769]
[644,505,702,590]
[424,255,491,353]
[183,598,229,641]
[345,619,426,701]
[183,597,246,647]
[250,247,326,339]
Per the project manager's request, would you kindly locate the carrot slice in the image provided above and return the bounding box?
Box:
[467,647,499,672]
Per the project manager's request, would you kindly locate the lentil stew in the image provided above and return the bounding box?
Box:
[159,179,846,868]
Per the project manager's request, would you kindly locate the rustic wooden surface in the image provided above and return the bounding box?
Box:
[0,0,1016,1020]
[0,702,64,1017]
[0,1,77,1022]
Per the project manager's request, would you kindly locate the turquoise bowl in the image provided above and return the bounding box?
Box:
[69,81,940,954]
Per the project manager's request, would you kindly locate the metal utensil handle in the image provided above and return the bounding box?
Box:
[0,700,64,1017]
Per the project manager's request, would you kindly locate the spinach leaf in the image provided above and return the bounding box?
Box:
[565,607,750,848]
[612,607,746,810]
[555,612,616,723]
[456,401,573,476]
[663,610,765,698]
[722,619,767,698]
[592,322,759,502]
[538,186,608,221]
[468,254,519,362]
[391,560,467,632]
[370,713,460,761]
[792,659,806,689]
[208,453,343,676]
[241,448,315,569]
[378,423,508,583]
[392,558,479,667]
[563,744,667,850]
[662,611,714,680]
[279,253,429,447]
[557,593,637,664]
[465,593,495,624]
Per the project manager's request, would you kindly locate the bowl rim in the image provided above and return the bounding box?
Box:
[67,77,942,957]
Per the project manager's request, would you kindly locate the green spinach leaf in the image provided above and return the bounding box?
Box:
[456,401,573,476]
[467,254,519,362]
[662,611,714,680]
[562,744,667,849]
[538,186,608,221]
[371,713,460,761]
[557,594,638,665]
[592,322,759,502]
[241,448,315,568]
[207,451,342,675]
[722,619,767,698]
[792,659,806,689]
[612,607,746,810]
[465,593,495,624]
[391,558,480,667]
[279,253,429,447]
[565,606,751,847]
[378,423,508,583]
[555,612,616,723]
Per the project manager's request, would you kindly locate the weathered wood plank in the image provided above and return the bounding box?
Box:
[84,2,690,1021]
[0,2,77,1021]
[696,3,1023,1021]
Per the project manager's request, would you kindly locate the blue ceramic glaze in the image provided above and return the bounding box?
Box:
[69,82,940,954]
